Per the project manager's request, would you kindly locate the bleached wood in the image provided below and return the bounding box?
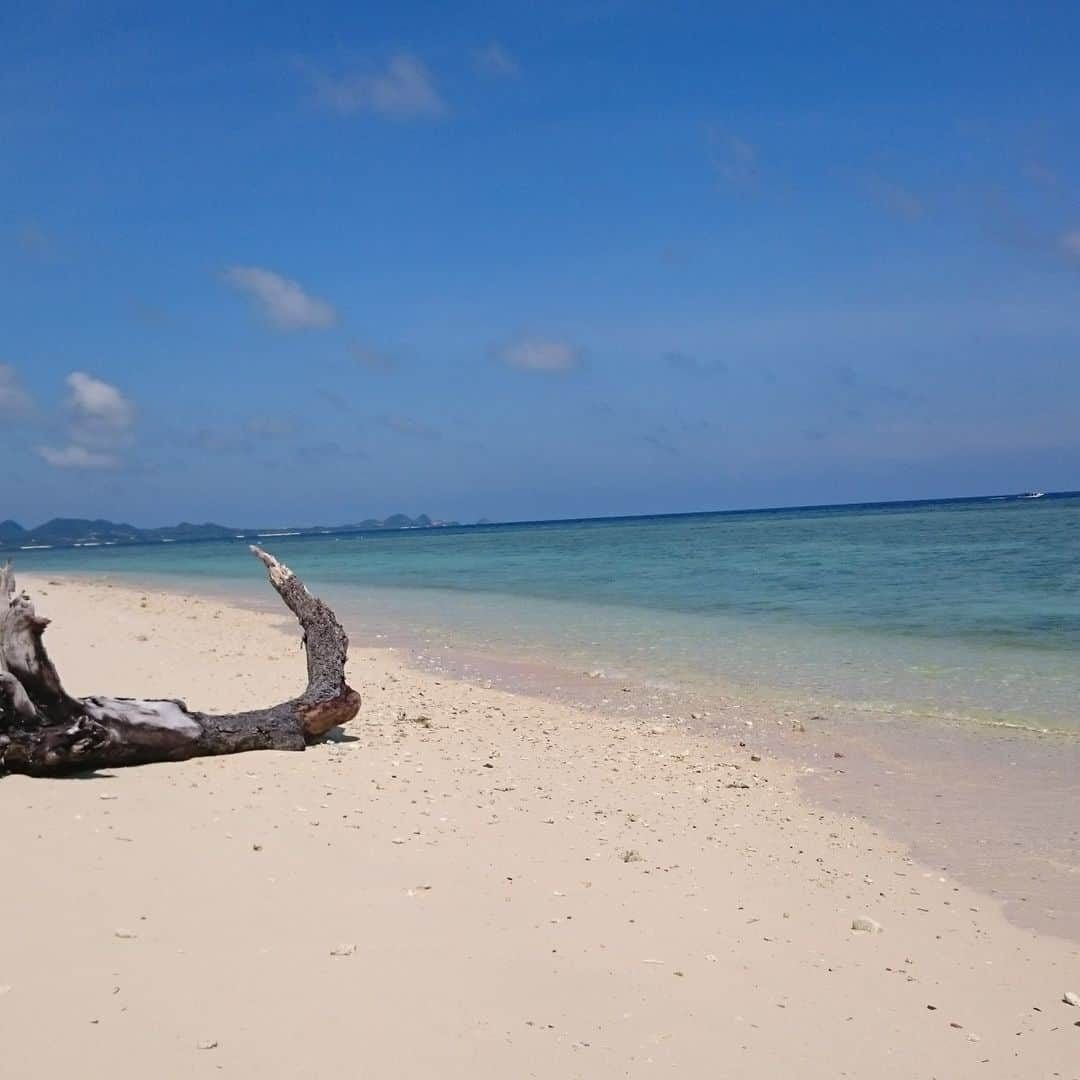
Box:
[0,547,360,777]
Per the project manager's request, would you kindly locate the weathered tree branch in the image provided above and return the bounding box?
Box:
[0,547,361,777]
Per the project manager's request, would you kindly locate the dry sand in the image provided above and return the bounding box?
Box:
[2,576,1078,1078]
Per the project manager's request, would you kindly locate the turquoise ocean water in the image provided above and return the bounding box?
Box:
[8,493,1080,734]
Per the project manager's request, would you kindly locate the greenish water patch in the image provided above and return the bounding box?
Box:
[11,493,1080,733]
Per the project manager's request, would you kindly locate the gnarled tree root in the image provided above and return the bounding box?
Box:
[0,546,360,777]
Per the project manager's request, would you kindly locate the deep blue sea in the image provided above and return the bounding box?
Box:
[9,493,1080,733]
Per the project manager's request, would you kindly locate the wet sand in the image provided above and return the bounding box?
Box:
[343,608,1080,943]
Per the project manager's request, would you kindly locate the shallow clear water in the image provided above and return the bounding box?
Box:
[10,493,1080,732]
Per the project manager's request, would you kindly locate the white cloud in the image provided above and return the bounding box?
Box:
[316,53,446,118]
[474,42,520,78]
[66,371,135,438]
[497,338,581,373]
[224,265,336,330]
[0,364,33,414]
[36,372,135,469]
[1060,229,1080,260]
[37,444,117,469]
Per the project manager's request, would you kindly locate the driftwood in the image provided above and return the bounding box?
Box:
[0,547,360,777]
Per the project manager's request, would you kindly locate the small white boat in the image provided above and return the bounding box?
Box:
[1019,491,1045,499]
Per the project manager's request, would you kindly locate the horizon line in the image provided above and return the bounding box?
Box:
[5,488,1075,545]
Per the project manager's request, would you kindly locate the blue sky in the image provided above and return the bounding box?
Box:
[3,1,1079,526]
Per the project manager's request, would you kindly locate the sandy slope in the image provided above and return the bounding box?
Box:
[2,576,1077,1078]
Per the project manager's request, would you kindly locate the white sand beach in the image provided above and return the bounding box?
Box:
[2,576,1078,1078]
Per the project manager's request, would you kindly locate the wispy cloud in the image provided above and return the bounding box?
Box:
[293,440,367,462]
[182,415,300,455]
[659,245,694,268]
[640,432,680,456]
[349,341,397,371]
[185,427,253,456]
[1060,229,1080,262]
[708,128,758,188]
[224,265,336,330]
[0,364,34,415]
[37,371,136,470]
[826,363,924,423]
[315,53,446,118]
[473,42,520,78]
[976,191,1065,268]
[37,444,117,469]
[866,175,924,221]
[381,414,442,440]
[496,337,581,373]
[316,387,350,412]
[15,223,60,263]
[975,181,1080,271]
[130,301,173,329]
[245,415,299,439]
[664,351,727,377]
[1024,161,1061,189]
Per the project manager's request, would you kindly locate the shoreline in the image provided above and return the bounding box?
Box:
[21,567,1080,942]
[380,636,1080,942]
[3,573,1078,1077]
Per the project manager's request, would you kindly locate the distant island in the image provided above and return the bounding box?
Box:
[0,514,460,552]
